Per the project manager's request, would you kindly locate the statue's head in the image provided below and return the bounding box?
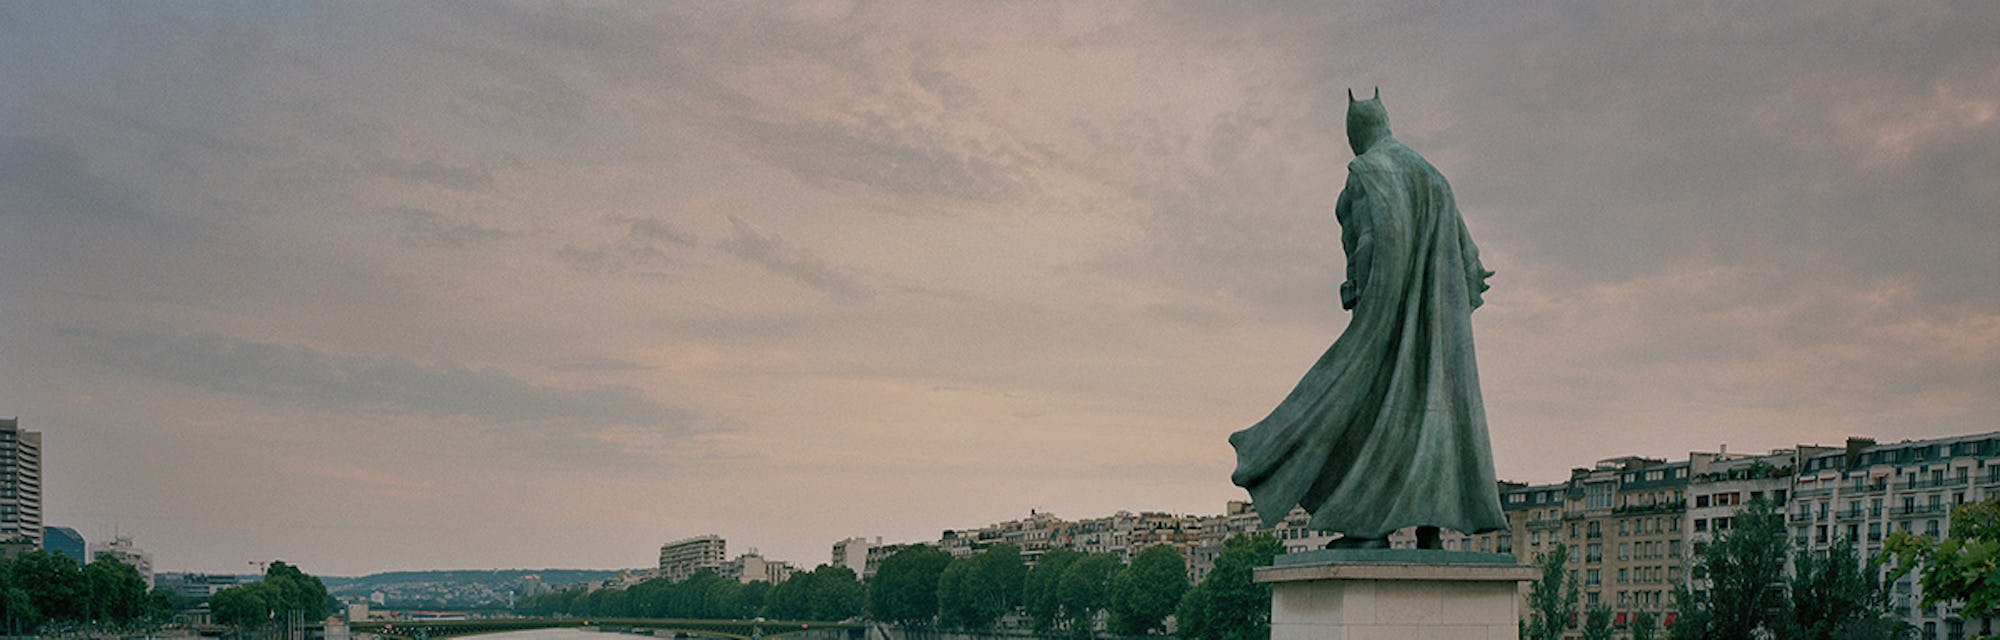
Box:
[1347,87,1390,155]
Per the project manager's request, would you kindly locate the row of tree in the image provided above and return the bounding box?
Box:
[0,549,169,634]
[1526,498,2000,640]
[519,534,1290,640]
[518,563,870,621]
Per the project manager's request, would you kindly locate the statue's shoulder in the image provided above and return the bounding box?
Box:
[1347,149,1401,176]
[1350,142,1434,178]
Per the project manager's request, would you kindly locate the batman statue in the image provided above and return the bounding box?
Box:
[1228,88,1507,550]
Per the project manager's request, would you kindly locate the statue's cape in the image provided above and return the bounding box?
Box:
[1228,139,1506,537]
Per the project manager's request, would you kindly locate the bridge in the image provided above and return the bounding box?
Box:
[349,618,866,640]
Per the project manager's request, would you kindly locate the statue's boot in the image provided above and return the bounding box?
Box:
[1416,526,1442,549]
[1325,535,1390,549]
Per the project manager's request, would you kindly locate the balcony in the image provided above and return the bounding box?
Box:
[1837,509,1867,522]
[1905,477,1970,491]
[1891,504,1951,517]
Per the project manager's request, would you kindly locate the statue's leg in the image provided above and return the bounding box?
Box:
[1416,526,1441,549]
[1325,535,1389,549]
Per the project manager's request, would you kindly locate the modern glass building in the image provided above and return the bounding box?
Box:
[44,525,86,564]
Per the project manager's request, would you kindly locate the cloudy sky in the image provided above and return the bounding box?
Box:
[3,2,1996,576]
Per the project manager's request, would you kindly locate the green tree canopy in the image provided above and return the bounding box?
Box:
[1885,499,2000,624]
[868,545,951,626]
[1108,545,1187,636]
[938,545,1029,631]
[1525,542,1578,640]
[1581,605,1613,640]
[1024,547,1082,635]
[209,582,277,628]
[6,550,83,625]
[209,560,331,629]
[1787,536,1907,639]
[1670,499,1788,640]
[804,564,865,621]
[82,557,150,624]
[1630,609,1659,640]
[1057,553,1119,639]
[1174,533,1284,640]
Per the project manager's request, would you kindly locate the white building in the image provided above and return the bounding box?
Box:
[659,534,727,582]
[723,549,795,584]
[829,537,876,577]
[1793,433,2000,639]
[91,535,154,588]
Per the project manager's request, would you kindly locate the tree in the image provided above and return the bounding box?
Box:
[1670,499,1788,640]
[0,555,45,636]
[937,545,1025,631]
[263,561,331,621]
[868,545,951,626]
[805,564,865,621]
[937,556,974,629]
[1580,605,1613,640]
[1786,536,1907,639]
[733,580,771,619]
[1024,547,1082,635]
[1525,543,1578,640]
[674,571,726,617]
[82,557,149,624]
[210,561,332,630]
[1174,533,1284,640]
[1108,545,1187,636]
[1057,553,1118,639]
[6,550,83,625]
[1885,499,2000,625]
[1630,609,1659,640]
[209,582,276,628]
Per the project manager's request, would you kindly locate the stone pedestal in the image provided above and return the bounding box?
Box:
[1255,549,1538,640]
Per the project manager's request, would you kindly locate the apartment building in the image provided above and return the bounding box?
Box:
[1503,455,1692,628]
[658,535,727,583]
[0,419,41,547]
[721,550,795,584]
[1791,433,2000,640]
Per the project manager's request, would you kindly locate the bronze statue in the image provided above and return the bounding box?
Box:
[1228,89,1506,549]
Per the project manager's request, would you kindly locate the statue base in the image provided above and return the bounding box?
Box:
[1254,549,1538,640]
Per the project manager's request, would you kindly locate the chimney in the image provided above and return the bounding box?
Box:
[1845,437,1877,469]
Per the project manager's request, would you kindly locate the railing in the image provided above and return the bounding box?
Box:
[1890,504,1951,517]
[1905,477,1970,491]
